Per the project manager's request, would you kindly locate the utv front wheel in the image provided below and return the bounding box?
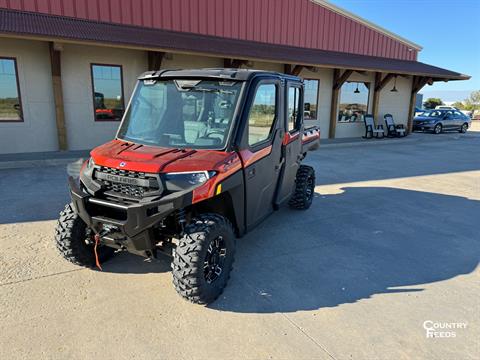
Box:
[289,165,316,210]
[172,214,236,304]
[54,203,115,267]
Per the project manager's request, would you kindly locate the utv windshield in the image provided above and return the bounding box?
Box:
[117,79,243,149]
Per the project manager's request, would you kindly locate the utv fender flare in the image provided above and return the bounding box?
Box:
[191,170,245,236]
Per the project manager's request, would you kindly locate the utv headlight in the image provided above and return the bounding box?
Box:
[86,157,95,169]
[164,171,216,191]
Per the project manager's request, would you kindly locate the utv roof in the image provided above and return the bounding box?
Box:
[138,68,301,81]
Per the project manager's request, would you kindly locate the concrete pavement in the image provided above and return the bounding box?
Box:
[0,130,479,359]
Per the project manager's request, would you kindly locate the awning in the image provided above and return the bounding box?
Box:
[0,8,470,81]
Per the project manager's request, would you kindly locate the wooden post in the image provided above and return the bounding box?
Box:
[372,72,382,123]
[407,76,430,133]
[284,64,304,76]
[49,42,67,151]
[329,69,353,139]
[407,76,418,134]
[329,87,340,139]
[148,51,165,70]
[224,59,248,68]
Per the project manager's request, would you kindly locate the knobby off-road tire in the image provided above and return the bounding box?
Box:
[172,214,236,304]
[289,165,316,210]
[55,203,115,267]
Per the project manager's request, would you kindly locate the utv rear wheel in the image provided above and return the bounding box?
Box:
[172,214,235,304]
[289,165,316,210]
[54,203,115,267]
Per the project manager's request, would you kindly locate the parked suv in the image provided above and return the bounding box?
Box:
[413,109,471,134]
[55,69,320,304]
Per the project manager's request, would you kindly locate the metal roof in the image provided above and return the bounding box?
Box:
[312,0,422,51]
[0,9,470,81]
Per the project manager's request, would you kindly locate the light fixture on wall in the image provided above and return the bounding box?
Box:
[391,75,399,92]
[354,83,360,93]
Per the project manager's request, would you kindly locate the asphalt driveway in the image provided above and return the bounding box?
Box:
[1,130,479,359]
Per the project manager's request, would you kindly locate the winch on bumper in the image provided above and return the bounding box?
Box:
[68,176,192,257]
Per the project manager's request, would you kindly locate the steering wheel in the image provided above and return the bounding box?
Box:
[205,130,225,138]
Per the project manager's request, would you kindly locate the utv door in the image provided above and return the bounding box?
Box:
[275,81,304,205]
[239,79,284,229]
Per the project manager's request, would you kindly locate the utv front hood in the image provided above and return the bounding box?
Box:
[90,139,235,173]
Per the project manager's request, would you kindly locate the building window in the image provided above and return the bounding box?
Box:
[0,57,22,122]
[248,83,277,146]
[287,86,301,132]
[303,79,319,120]
[338,82,370,123]
[91,64,124,121]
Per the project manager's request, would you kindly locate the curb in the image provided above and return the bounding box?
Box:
[0,157,86,170]
[319,136,419,148]
[318,132,479,149]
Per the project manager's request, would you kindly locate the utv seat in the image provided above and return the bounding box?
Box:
[184,121,208,144]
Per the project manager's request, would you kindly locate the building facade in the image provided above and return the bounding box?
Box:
[0,0,469,154]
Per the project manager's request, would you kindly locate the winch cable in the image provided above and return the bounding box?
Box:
[93,233,103,271]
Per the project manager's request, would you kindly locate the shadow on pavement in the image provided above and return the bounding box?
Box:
[210,187,479,313]
[100,251,172,274]
[0,165,71,224]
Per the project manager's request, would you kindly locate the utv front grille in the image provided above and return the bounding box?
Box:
[94,166,162,199]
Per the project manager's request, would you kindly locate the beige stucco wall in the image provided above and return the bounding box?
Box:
[62,49,228,151]
[60,44,147,150]
[0,38,58,154]
[162,53,223,68]
[378,75,413,127]
[299,67,333,139]
[0,38,416,154]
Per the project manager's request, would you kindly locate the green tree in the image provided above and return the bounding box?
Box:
[452,101,465,109]
[423,98,443,109]
[464,90,480,112]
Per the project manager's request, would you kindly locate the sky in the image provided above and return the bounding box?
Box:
[329,0,480,102]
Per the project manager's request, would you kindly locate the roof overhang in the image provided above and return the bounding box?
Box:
[0,9,470,81]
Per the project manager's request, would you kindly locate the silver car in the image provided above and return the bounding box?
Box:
[413,109,471,134]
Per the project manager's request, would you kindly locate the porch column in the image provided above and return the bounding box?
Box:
[49,42,67,151]
[407,76,431,133]
[147,51,165,70]
[224,59,249,68]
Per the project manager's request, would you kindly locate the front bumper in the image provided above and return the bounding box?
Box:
[413,123,435,131]
[69,177,192,256]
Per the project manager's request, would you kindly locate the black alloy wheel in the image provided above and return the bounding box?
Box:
[204,236,227,284]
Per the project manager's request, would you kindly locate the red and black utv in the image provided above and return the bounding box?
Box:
[55,69,320,304]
